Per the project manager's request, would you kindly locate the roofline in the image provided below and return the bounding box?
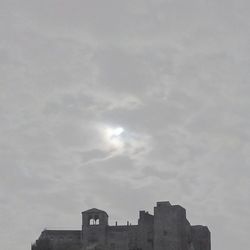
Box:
[81,208,108,216]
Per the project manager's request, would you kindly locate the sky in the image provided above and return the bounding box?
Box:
[0,0,250,250]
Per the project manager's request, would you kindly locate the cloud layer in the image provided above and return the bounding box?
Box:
[1,1,250,250]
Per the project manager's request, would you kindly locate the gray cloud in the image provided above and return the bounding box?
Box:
[1,0,250,250]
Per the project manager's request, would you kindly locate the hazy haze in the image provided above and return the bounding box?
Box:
[0,1,250,250]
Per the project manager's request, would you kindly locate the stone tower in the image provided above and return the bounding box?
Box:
[154,201,192,250]
[81,208,109,249]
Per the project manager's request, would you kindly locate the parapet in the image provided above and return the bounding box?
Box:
[156,201,172,207]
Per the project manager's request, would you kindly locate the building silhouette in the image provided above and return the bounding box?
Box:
[32,201,211,250]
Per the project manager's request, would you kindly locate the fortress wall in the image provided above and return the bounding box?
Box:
[138,211,154,250]
[107,225,138,250]
[39,230,81,242]
[191,226,211,250]
[32,230,82,250]
[32,202,211,250]
[153,202,192,250]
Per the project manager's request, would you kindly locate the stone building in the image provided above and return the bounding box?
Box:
[32,201,211,250]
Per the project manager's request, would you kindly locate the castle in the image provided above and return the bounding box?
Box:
[32,201,211,250]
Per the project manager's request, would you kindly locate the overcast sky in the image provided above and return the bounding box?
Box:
[0,1,250,250]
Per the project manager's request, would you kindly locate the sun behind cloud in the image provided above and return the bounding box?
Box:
[102,126,125,150]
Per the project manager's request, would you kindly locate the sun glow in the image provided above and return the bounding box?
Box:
[106,127,124,137]
[104,126,125,149]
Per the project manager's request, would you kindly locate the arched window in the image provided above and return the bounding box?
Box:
[89,218,95,225]
[88,214,101,225]
[94,215,100,225]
